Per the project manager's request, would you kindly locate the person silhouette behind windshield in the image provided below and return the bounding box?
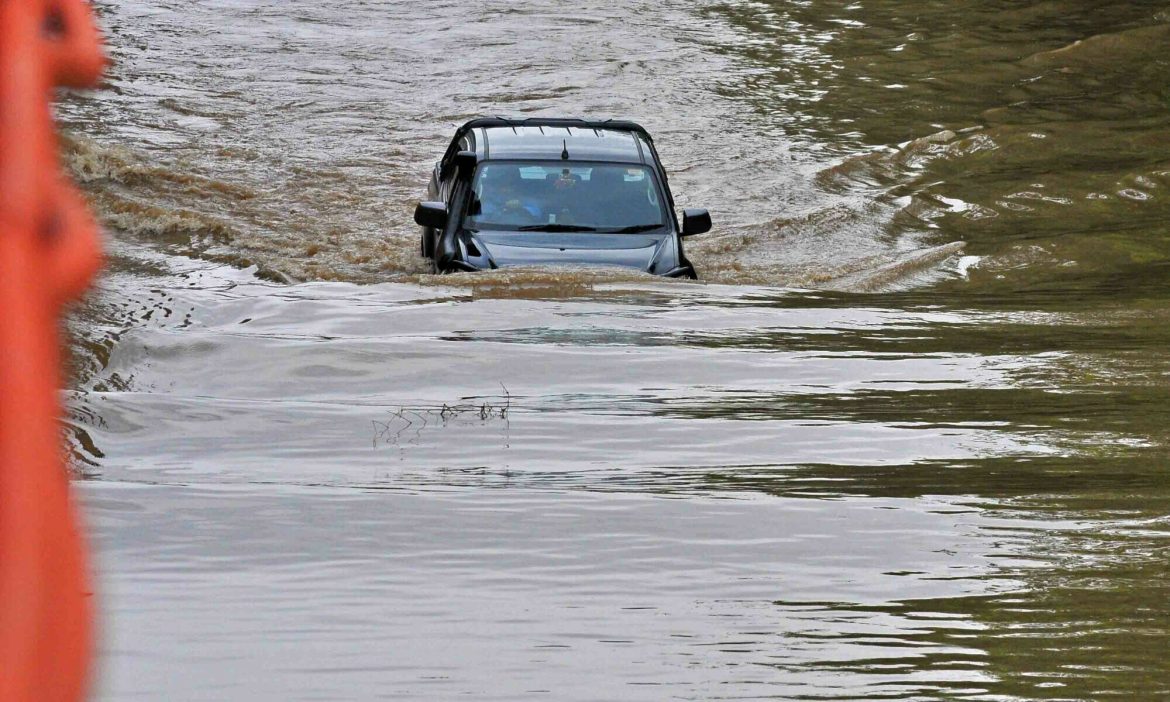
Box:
[478,169,543,224]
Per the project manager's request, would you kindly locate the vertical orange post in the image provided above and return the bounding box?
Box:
[0,1,105,700]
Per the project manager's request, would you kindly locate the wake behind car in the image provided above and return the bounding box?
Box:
[414,117,711,278]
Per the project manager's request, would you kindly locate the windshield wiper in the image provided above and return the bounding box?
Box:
[603,224,663,234]
[516,224,598,232]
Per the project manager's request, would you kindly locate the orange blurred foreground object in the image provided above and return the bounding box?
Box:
[0,1,106,700]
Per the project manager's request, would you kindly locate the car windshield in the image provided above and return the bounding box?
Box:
[464,162,668,233]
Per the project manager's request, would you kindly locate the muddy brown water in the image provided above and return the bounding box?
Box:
[64,1,1170,699]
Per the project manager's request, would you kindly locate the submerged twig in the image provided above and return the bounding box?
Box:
[371,385,516,446]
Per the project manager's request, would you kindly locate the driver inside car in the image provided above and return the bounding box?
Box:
[475,168,543,223]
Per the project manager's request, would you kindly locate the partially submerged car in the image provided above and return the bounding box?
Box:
[414,117,710,278]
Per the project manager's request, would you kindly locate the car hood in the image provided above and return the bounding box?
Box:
[468,230,668,272]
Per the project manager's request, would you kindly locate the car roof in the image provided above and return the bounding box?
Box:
[479,125,648,164]
[447,118,658,166]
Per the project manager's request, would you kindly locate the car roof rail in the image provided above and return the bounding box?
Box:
[455,116,654,142]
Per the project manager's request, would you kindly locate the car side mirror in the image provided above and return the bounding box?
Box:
[414,201,448,229]
[681,208,711,236]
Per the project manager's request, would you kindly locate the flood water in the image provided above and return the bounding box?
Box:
[63,1,1170,699]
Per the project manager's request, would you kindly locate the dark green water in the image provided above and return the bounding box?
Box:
[65,1,1169,699]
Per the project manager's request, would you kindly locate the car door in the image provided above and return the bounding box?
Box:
[423,134,474,259]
